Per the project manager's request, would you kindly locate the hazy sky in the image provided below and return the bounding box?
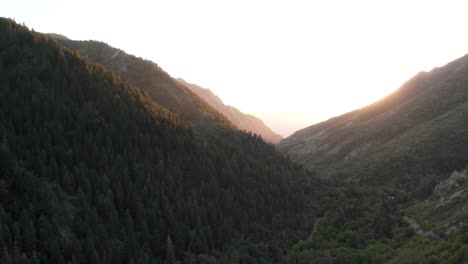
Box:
[3,0,468,136]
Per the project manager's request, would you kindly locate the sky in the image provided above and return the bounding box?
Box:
[3,0,468,136]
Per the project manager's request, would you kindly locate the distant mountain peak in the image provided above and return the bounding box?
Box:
[177,78,283,143]
[46,33,70,40]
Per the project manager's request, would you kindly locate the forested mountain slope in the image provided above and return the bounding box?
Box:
[278,52,468,263]
[278,54,468,186]
[177,79,282,143]
[283,95,468,263]
[0,18,325,263]
[3,17,467,264]
[388,168,468,263]
[56,38,234,131]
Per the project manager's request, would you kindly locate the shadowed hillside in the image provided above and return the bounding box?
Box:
[0,18,326,263]
[57,38,235,132]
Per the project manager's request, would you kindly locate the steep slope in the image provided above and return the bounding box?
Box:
[177,79,282,143]
[285,165,468,264]
[278,54,468,183]
[339,100,468,188]
[387,169,468,264]
[279,52,468,264]
[283,114,468,263]
[0,18,324,263]
[56,38,234,131]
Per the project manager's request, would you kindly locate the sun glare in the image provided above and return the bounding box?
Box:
[3,0,468,136]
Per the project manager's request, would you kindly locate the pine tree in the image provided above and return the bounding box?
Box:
[165,235,177,264]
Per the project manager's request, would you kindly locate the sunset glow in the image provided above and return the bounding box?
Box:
[4,0,468,136]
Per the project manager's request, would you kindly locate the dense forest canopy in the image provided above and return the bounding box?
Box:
[0,18,325,263]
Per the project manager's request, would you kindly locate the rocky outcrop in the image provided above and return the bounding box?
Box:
[434,170,467,208]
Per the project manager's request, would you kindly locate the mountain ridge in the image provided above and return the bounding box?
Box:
[281,53,468,263]
[177,78,282,143]
[278,53,468,179]
[51,34,282,143]
[55,38,236,132]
